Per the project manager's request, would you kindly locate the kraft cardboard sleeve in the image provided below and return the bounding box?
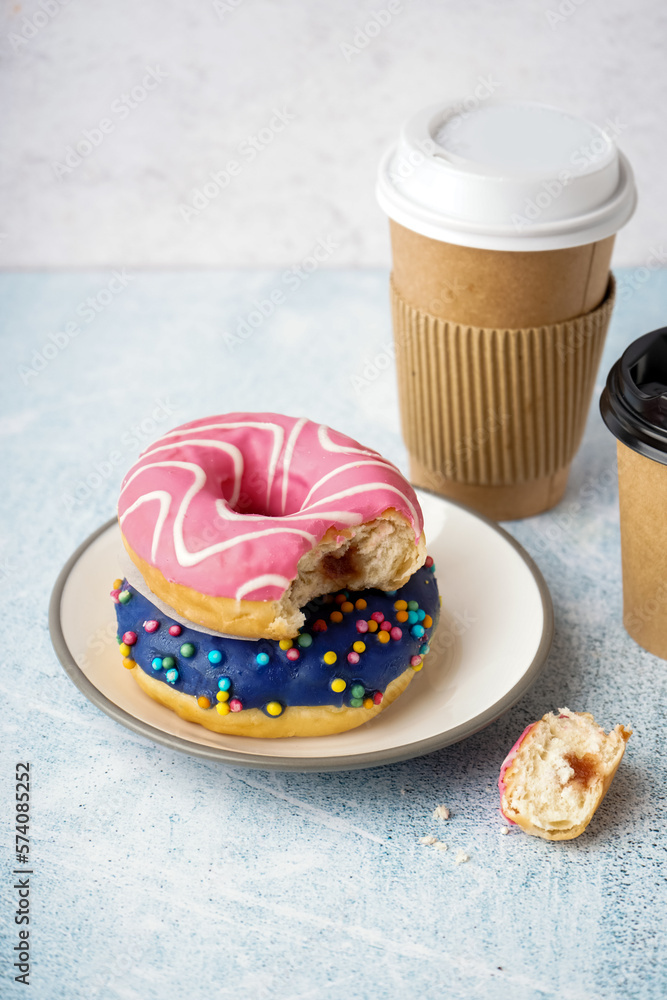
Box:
[391,275,616,520]
[617,442,667,660]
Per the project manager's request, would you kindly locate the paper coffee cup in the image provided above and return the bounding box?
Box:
[377,100,637,520]
[601,329,667,660]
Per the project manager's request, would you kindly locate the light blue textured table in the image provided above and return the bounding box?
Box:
[1,267,666,1000]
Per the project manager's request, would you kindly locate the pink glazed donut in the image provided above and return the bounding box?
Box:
[118,413,427,639]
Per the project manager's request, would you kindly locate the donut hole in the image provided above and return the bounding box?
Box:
[231,493,271,517]
[225,477,273,518]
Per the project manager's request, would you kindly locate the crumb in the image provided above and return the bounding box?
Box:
[455,851,469,864]
[500,826,510,836]
[433,841,448,852]
[419,835,437,846]
[433,805,450,820]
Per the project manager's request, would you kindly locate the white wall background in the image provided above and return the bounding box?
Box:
[1,0,665,269]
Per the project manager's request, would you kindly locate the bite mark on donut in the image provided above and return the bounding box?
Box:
[275,511,426,636]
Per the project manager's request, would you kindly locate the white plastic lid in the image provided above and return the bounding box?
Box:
[377,100,637,251]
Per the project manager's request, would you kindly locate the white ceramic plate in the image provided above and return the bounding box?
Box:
[49,492,553,771]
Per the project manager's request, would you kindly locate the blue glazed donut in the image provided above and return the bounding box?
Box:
[112,560,440,738]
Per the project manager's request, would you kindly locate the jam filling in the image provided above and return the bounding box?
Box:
[322,548,358,579]
[564,753,599,786]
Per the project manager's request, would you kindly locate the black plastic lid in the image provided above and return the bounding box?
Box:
[600,327,667,465]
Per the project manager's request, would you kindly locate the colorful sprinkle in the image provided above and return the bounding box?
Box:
[118,590,131,605]
[350,697,364,708]
[122,657,135,670]
[363,698,374,709]
[330,611,343,623]
[407,611,419,625]
[208,650,223,664]
[417,609,426,622]
[352,641,366,653]
[266,701,283,717]
[197,696,211,709]
[286,647,300,661]
[331,678,346,693]
[229,698,243,713]
[323,651,337,665]
[423,615,433,629]
[165,668,179,684]
[394,600,408,611]
[373,691,383,705]
[162,656,175,670]
[335,594,346,605]
[425,556,434,568]
[216,690,229,702]
[119,643,131,657]
[355,599,367,610]
[420,643,430,655]
[168,624,182,637]
[396,610,409,623]
[180,642,196,658]
[390,627,403,641]
[110,589,120,603]
[312,620,327,633]
[151,657,163,671]
[407,600,419,611]
[143,620,159,633]
[347,651,360,665]
[371,611,384,623]
[279,638,293,650]
[377,630,390,644]
[412,659,424,672]
[356,619,369,634]
[256,651,270,666]
[297,633,312,648]
[351,684,365,699]
[341,601,354,613]
[216,702,230,716]
[218,676,231,691]
[384,590,397,596]
[380,620,392,632]
[112,578,123,590]
[411,624,425,638]
[367,620,379,633]
[410,655,423,667]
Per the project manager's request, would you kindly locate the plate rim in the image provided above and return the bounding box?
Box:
[49,498,554,772]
